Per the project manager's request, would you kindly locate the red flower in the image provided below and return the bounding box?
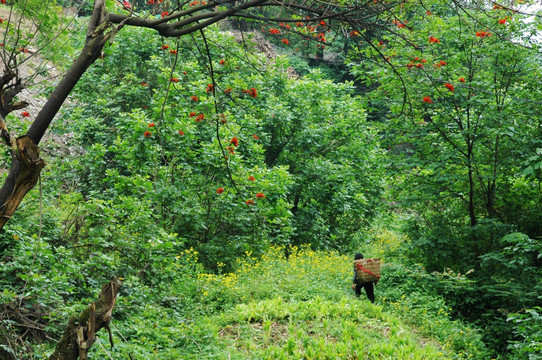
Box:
[196,114,204,122]
[428,36,440,44]
[426,11,432,15]
[476,31,491,38]
[142,105,149,109]
[191,95,199,102]
[219,114,227,124]
[226,146,235,154]
[248,176,255,181]
[161,11,169,18]
[21,111,30,117]
[444,83,454,92]
[224,87,232,94]
[189,112,196,117]
[320,20,326,27]
[248,87,257,98]
[217,188,224,194]
[416,63,424,69]
[148,123,155,127]
[161,44,169,50]
[170,77,179,82]
[178,130,185,135]
[219,59,225,65]
[253,134,259,139]
[436,60,447,68]
[246,199,254,205]
[281,38,289,45]
[269,28,280,35]
[230,137,239,147]
[423,96,433,104]
[459,77,466,83]
[144,131,152,137]
[206,84,214,93]
[256,193,266,199]
[141,82,148,86]
[170,49,178,55]
[498,18,506,24]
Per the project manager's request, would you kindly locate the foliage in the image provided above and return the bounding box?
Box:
[507,307,542,359]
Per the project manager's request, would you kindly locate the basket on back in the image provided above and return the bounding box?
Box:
[354,258,381,283]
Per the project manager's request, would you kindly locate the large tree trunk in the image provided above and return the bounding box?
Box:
[0,0,113,230]
[49,278,122,360]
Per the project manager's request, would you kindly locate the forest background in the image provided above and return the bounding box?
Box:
[0,0,541,359]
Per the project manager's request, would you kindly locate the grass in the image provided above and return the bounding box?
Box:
[31,245,486,359]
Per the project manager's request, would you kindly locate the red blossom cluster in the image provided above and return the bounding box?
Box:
[423,96,433,104]
[147,0,164,4]
[436,60,447,68]
[217,188,224,194]
[444,83,454,92]
[279,22,291,29]
[21,111,30,117]
[316,32,326,42]
[392,19,407,28]
[281,38,290,45]
[350,30,360,37]
[476,31,492,38]
[170,49,177,55]
[243,87,257,98]
[248,176,255,181]
[226,146,235,154]
[219,59,225,65]
[224,87,232,94]
[459,77,466,83]
[170,77,179,82]
[230,137,239,147]
[178,130,185,135]
[253,134,259,139]
[191,95,199,102]
[161,44,169,50]
[269,28,280,35]
[498,18,507,24]
[246,199,254,205]
[256,193,266,199]
[144,130,152,138]
[206,84,214,93]
[161,11,169,18]
[195,114,204,122]
[407,57,427,69]
[428,36,440,44]
[148,123,155,127]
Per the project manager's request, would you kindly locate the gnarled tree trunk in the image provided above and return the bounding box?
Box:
[49,278,122,360]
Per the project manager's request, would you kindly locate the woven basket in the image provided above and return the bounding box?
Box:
[354,258,381,282]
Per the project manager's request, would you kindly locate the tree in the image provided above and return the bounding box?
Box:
[0,0,395,231]
[351,0,542,269]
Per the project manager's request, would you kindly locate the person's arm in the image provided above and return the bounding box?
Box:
[352,267,357,289]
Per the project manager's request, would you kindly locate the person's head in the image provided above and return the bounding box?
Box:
[354,253,363,260]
